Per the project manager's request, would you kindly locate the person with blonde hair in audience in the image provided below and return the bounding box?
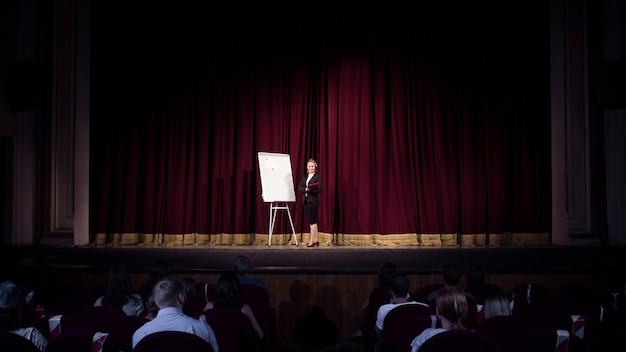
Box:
[0,280,48,351]
[482,291,512,319]
[410,286,468,352]
[132,277,219,351]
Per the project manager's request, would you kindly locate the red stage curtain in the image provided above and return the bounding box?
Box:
[90,1,550,243]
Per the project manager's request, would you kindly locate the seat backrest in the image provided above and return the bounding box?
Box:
[0,330,41,352]
[510,329,591,352]
[101,315,149,352]
[364,284,392,321]
[45,329,117,352]
[382,305,435,352]
[513,304,573,331]
[418,329,499,352]
[74,305,128,331]
[476,315,534,351]
[133,331,214,352]
[241,284,272,327]
[184,283,213,318]
[202,307,260,352]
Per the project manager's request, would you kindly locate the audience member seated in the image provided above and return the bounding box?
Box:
[464,264,505,306]
[376,274,429,335]
[294,306,339,351]
[355,262,397,342]
[483,291,512,320]
[94,265,144,316]
[425,264,461,305]
[181,277,206,318]
[233,255,274,310]
[132,277,219,352]
[464,265,484,304]
[203,270,264,339]
[138,259,170,303]
[410,286,468,352]
[0,280,48,351]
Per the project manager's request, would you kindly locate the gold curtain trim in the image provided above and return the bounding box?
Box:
[91,232,551,247]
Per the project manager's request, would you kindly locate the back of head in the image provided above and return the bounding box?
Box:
[214,271,243,309]
[389,274,410,298]
[442,264,461,286]
[149,259,170,282]
[378,262,398,285]
[181,277,196,295]
[483,292,512,319]
[152,277,184,309]
[233,255,251,276]
[466,265,485,288]
[435,286,468,329]
[0,281,24,329]
[103,264,136,306]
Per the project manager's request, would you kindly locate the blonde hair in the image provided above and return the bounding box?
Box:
[483,292,512,319]
[307,158,318,169]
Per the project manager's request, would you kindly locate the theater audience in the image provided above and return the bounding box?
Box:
[203,270,264,339]
[410,286,468,352]
[132,277,219,351]
[0,280,48,351]
[94,264,144,316]
[375,274,429,335]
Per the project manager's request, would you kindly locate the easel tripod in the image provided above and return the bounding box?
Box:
[268,202,298,247]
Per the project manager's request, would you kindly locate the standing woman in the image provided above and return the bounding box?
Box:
[298,158,322,247]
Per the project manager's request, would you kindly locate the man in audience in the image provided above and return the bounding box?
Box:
[132,277,219,351]
[375,274,429,335]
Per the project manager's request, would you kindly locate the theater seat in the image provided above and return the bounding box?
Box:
[133,331,215,352]
[418,329,499,352]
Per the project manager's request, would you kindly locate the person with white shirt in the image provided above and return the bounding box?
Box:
[132,277,219,351]
[375,274,429,335]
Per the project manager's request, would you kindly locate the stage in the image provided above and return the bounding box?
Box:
[5,243,625,276]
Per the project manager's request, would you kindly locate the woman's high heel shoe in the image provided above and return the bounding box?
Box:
[306,241,319,247]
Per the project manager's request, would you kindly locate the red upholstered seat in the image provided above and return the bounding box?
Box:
[418,329,499,352]
[380,304,434,352]
[202,307,260,352]
[45,329,117,352]
[101,315,149,352]
[133,331,215,352]
[510,329,591,352]
[476,315,534,351]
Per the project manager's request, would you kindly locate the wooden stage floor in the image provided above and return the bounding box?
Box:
[4,244,625,276]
